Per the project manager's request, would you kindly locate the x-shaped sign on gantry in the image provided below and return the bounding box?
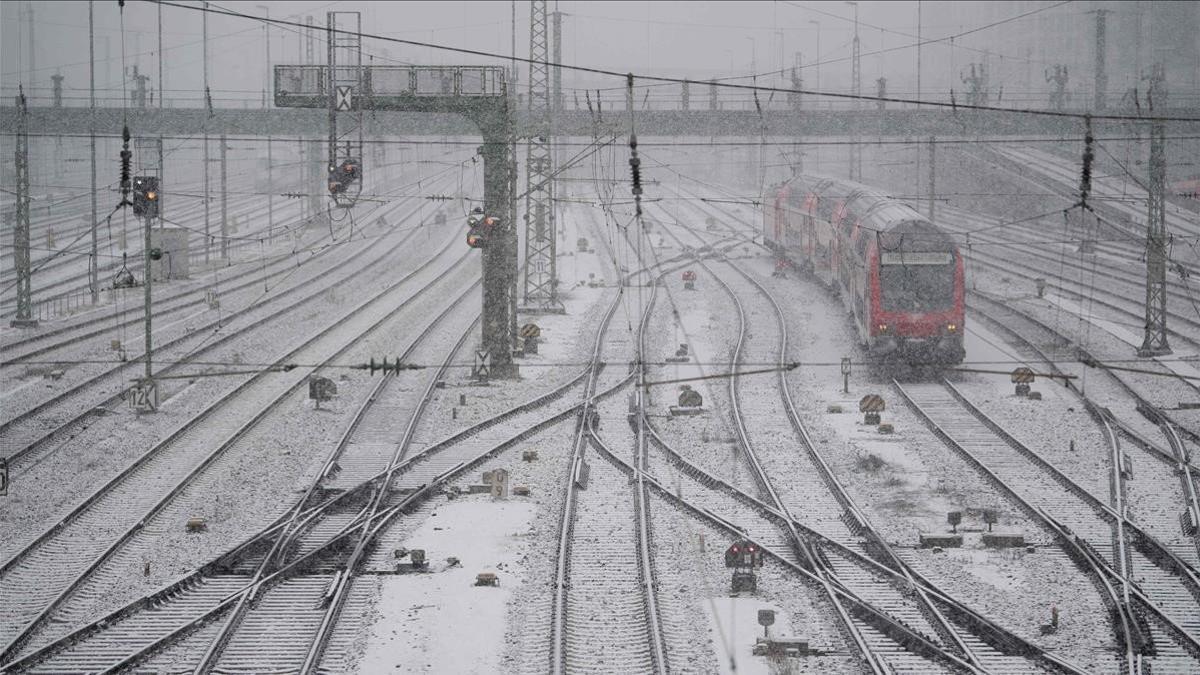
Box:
[275,63,519,376]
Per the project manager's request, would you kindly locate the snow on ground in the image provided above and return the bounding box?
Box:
[729,248,1114,669]
[704,598,789,675]
[359,497,536,674]
[1043,292,1200,382]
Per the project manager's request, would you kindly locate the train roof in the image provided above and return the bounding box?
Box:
[779,174,933,234]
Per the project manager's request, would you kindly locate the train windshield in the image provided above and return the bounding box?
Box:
[878,251,956,311]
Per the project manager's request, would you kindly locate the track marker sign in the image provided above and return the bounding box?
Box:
[859,394,885,425]
[130,379,158,413]
[335,86,353,111]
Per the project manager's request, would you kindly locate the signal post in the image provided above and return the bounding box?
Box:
[274,64,518,376]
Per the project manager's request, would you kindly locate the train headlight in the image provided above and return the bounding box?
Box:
[946,323,957,333]
[877,324,888,333]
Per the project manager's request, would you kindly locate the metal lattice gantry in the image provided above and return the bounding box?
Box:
[1139,64,1171,357]
[521,0,564,313]
[276,63,517,375]
[327,11,364,209]
[10,87,36,327]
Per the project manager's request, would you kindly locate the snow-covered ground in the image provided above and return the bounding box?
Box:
[360,498,537,673]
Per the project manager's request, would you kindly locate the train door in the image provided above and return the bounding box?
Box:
[832,201,850,298]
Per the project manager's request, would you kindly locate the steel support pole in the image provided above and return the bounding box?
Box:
[203,2,210,264]
[220,134,228,259]
[11,89,36,327]
[90,1,99,303]
[1093,10,1109,112]
[483,133,516,376]
[1138,78,1170,357]
[928,136,936,221]
[144,213,153,381]
[157,1,163,108]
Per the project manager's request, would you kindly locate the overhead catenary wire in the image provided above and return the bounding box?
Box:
[147,0,1200,123]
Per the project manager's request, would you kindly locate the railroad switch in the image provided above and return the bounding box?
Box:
[185,517,207,533]
[475,572,500,587]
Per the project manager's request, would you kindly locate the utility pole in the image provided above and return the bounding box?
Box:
[258,6,274,238]
[11,87,36,328]
[789,52,802,112]
[1092,9,1110,111]
[1139,64,1170,357]
[157,0,164,108]
[220,134,228,259]
[24,1,35,90]
[90,1,98,304]
[916,1,921,107]
[848,1,862,181]
[305,16,322,222]
[552,6,563,113]
[927,136,936,221]
[203,1,211,264]
[521,0,563,313]
[143,197,155,387]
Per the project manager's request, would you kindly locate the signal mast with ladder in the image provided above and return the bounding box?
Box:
[326,12,364,209]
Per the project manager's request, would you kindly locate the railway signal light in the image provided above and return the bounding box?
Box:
[327,158,361,195]
[131,176,159,219]
[466,208,499,249]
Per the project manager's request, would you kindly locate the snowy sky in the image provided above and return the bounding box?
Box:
[1,1,1060,107]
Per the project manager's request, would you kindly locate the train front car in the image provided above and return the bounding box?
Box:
[868,221,965,365]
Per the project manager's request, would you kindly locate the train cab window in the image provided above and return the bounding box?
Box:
[879,254,956,311]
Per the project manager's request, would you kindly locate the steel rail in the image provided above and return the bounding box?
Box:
[896,379,1200,669]
[632,270,670,674]
[0,238,472,665]
[653,197,964,672]
[720,252,990,671]
[1,179,455,470]
[192,274,485,674]
[968,289,1200,537]
[585,410,976,674]
[640,420,1090,674]
[1,199,340,364]
[294,287,484,675]
[967,292,1200,478]
[548,283,645,675]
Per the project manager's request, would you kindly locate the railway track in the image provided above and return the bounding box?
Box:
[676,176,1200,667]
[1,198,364,366]
[896,378,1200,673]
[0,180,455,473]
[0,225,474,663]
[0,192,301,322]
[544,208,670,675]
[649,202,984,672]
[2,228,657,675]
[967,292,1200,570]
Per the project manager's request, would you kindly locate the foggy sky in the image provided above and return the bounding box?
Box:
[2,1,1076,108]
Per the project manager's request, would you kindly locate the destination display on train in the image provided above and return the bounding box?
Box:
[879,251,953,265]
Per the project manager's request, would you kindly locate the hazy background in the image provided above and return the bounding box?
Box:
[2,1,1198,109]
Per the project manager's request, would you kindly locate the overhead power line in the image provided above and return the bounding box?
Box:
[146,0,1200,123]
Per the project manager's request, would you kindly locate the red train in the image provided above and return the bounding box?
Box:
[763,175,966,365]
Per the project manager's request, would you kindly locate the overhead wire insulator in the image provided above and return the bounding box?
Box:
[1077,115,1094,211]
[119,125,132,204]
